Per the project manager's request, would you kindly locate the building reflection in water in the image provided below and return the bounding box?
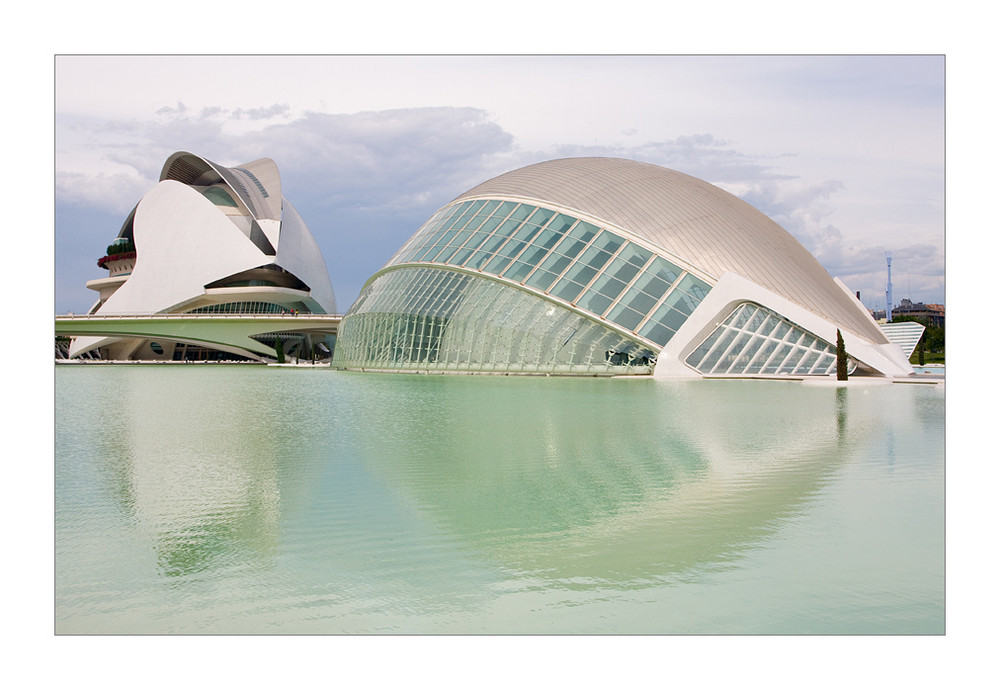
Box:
[82,369,924,590]
[353,376,893,587]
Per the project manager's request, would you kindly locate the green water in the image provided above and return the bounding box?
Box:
[54,366,944,634]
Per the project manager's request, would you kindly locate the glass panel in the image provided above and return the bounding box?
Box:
[745,338,778,374]
[814,353,835,373]
[606,303,646,331]
[568,220,600,244]
[576,288,614,316]
[483,245,522,274]
[590,230,625,255]
[586,274,628,308]
[510,243,552,271]
[547,214,577,235]
[676,273,712,301]
[523,268,561,292]
[525,207,554,226]
[333,266,654,375]
[799,350,821,373]
[507,204,535,222]
[646,257,682,286]
[718,332,753,374]
[450,200,486,229]
[617,287,659,317]
[762,343,794,374]
[620,243,653,268]
[638,320,677,348]
[550,277,588,304]
[502,259,535,283]
[661,288,698,316]
[466,233,512,270]
[604,256,642,285]
[529,227,565,253]
[630,270,672,303]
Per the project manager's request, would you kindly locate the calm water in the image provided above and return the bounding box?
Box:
[55,366,944,634]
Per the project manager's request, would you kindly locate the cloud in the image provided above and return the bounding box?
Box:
[55,104,942,312]
[544,133,791,185]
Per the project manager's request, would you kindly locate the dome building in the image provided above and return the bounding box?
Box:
[332,157,912,378]
[70,151,337,361]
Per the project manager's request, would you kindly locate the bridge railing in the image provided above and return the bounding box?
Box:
[56,313,345,320]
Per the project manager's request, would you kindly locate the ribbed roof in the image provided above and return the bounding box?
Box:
[454,158,884,343]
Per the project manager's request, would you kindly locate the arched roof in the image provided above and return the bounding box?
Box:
[160,152,282,221]
[453,157,884,343]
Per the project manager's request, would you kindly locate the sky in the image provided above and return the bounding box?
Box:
[19,6,1000,678]
[54,54,945,315]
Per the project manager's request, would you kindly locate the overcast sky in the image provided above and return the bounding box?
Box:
[54,54,944,314]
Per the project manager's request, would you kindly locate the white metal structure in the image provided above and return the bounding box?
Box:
[69,152,337,360]
[878,321,926,361]
[334,158,914,378]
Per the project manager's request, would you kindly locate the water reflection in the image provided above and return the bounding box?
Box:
[352,376,889,586]
[70,367,295,578]
[56,366,939,632]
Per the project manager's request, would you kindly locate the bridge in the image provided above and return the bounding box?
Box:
[55,312,343,360]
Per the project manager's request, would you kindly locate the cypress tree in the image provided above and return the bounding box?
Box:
[274,337,285,364]
[836,329,848,381]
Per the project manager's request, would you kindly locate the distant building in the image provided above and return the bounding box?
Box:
[892,299,945,328]
[333,157,914,378]
[69,151,337,360]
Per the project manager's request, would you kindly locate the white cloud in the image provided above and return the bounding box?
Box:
[54,55,945,312]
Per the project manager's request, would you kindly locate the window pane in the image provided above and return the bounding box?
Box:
[607,303,645,331]
[576,288,614,316]
[605,256,641,285]
[620,243,653,268]
[590,230,625,255]
[524,268,560,292]
[630,271,671,302]
[547,214,577,234]
[525,207,555,226]
[677,273,711,301]
[502,260,535,283]
[589,273,627,301]
[550,277,587,303]
[646,257,682,286]
[568,220,600,244]
[507,204,535,222]
[618,287,659,316]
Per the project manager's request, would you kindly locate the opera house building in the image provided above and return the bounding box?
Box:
[332,157,913,379]
[69,152,337,361]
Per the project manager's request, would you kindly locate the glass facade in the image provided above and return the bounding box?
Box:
[684,302,856,376]
[383,198,712,349]
[333,267,656,375]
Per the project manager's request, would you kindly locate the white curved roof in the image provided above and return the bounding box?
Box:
[71,152,336,357]
[454,158,885,343]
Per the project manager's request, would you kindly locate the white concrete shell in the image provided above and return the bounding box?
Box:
[338,157,912,378]
[454,158,883,344]
[70,152,336,359]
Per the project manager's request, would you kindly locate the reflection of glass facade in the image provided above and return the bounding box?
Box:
[685,303,855,376]
[333,267,656,375]
[383,198,712,348]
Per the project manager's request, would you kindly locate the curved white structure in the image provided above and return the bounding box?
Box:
[70,152,336,360]
[333,157,913,378]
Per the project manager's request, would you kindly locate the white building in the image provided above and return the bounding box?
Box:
[70,152,337,361]
[333,157,913,378]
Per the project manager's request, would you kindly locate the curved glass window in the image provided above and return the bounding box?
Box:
[333,267,656,375]
[384,198,713,348]
[684,302,856,376]
[200,186,238,207]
